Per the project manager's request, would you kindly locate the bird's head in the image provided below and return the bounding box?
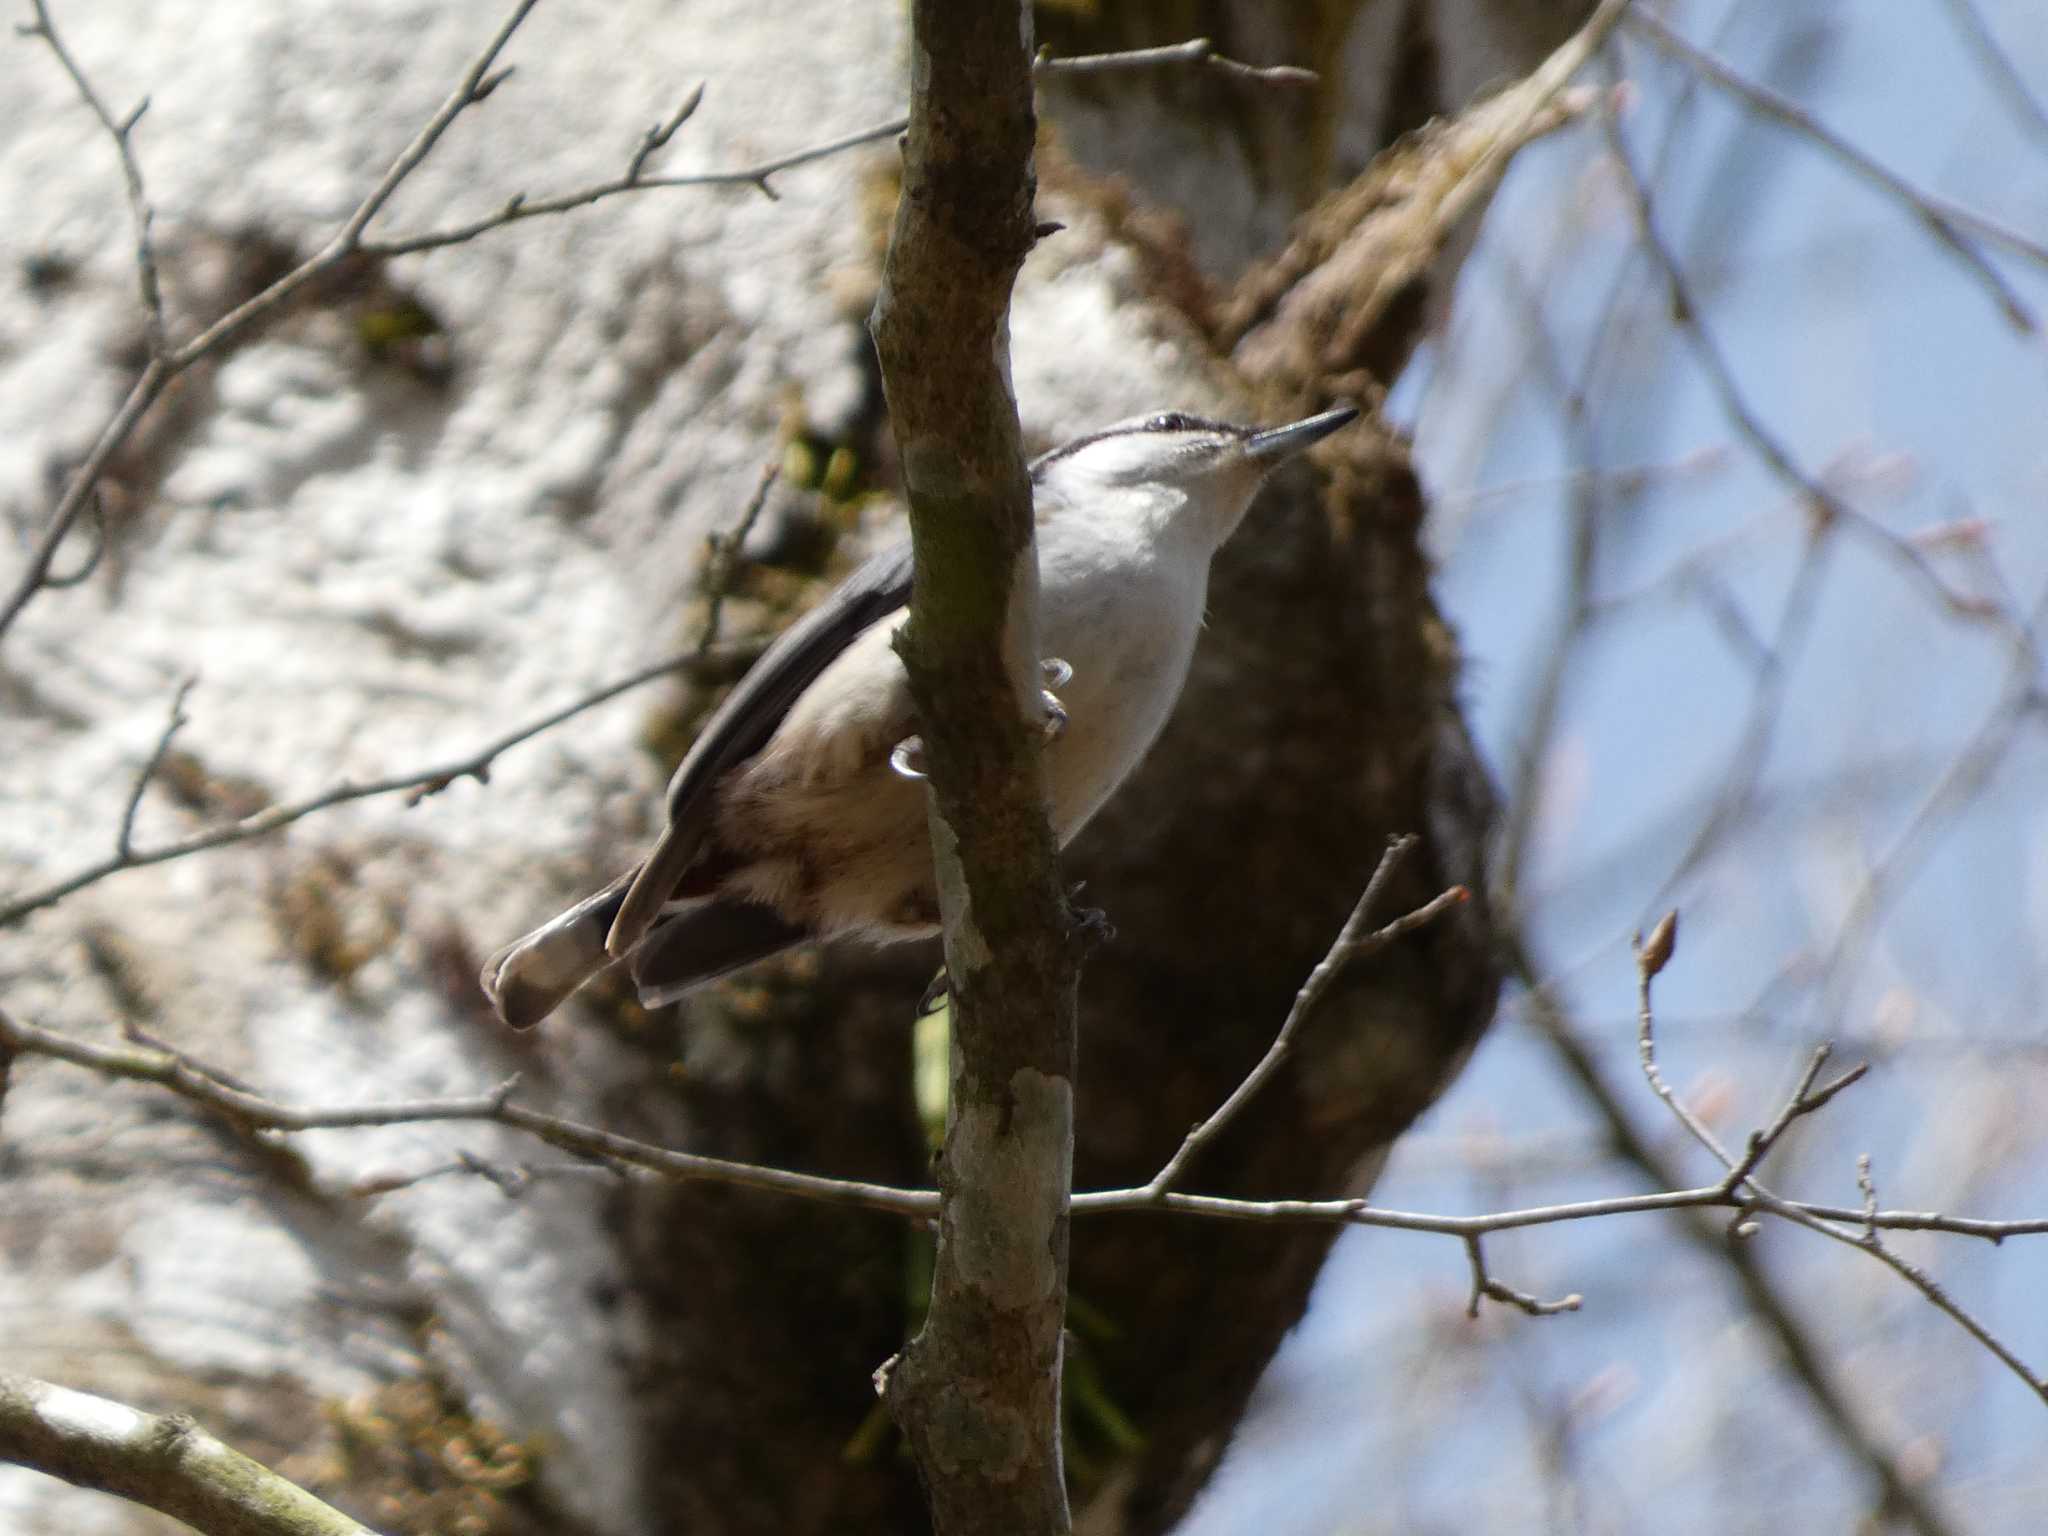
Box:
[1030,403,1359,549]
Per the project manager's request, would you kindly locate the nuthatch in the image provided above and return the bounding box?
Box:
[482,403,1358,1028]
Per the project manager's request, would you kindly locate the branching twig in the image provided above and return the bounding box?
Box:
[338,0,541,247]
[1145,835,1467,1197]
[1598,79,2022,641]
[1750,1162,2048,1407]
[2,0,550,641]
[1630,915,2048,1408]
[1464,1235,1582,1319]
[1,7,1338,649]
[1517,941,1963,1536]
[359,113,909,241]
[0,1008,940,1220]
[0,641,758,927]
[626,83,706,183]
[1627,10,2046,318]
[19,1,166,357]
[1598,83,2024,918]
[1720,1042,1868,1194]
[7,1008,2045,1246]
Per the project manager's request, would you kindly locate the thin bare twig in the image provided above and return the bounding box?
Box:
[347,1151,630,1200]
[338,0,543,246]
[1464,1234,1583,1319]
[19,1,166,356]
[0,641,758,927]
[1632,911,1737,1166]
[626,82,706,183]
[1721,1042,1868,1193]
[9,1008,2044,1246]
[1,3,858,645]
[2,0,548,643]
[1802,583,2048,1026]
[0,355,167,644]
[0,1009,940,1220]
[1,11,1336,648]
[360,113,909,244]
[34,490,108,590]
[1627,10,2048,304]
[1601,64,2027,639]
[1035,37,1316,87]
[1941,0,2048,149]
[695,461,777,663]
[370,35,1325,249]
[1513,953,1963,1536]
[1144,836,1468,1197]
[1755,1161,2048,1407]
[1084,1181,2048,1242]
[114,676,194,860]
[1631,923,2048,1408]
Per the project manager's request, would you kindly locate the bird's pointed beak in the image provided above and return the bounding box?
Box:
[1244,404,1360,463]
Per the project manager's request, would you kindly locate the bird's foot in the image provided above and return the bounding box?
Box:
[1068,882,1115,950]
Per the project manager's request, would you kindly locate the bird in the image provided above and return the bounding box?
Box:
[481,402,1359,1029]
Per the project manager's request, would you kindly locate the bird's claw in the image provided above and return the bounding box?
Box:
[889,736,927,781]
[1040,691,1068,743]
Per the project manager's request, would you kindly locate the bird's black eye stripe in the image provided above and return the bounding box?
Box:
[1144,412,1241,436]
[1029,410,1243,477]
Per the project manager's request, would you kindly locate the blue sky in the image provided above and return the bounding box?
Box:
[1188,4,2048,1530]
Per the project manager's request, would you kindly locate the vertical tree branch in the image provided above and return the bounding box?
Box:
[867,4,1077,1535]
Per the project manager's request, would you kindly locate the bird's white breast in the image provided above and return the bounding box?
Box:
[1035,514,1210,839]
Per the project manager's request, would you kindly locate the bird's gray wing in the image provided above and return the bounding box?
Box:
[606,540,914,955]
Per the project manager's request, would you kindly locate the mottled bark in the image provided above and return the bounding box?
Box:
[0,1370,378,1536]
[868,4,1080,1534]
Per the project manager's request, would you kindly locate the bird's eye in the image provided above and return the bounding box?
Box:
[1148,412,1195,433]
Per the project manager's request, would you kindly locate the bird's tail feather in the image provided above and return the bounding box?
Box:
[629,900,812,1007]
[480,872,634,1030]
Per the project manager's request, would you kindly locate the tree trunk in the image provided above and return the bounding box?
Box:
[0,3,1589,1533]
